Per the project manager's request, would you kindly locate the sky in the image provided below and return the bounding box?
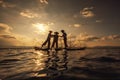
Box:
[0,0,120,47]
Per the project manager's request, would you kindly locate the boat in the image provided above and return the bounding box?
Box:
[34,47,86,51]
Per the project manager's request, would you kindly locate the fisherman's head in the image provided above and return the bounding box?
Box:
[49,30,52,33]
[61,30,65,33]
[54,32,59,35]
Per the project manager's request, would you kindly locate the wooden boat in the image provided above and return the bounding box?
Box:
[34,47,86,51]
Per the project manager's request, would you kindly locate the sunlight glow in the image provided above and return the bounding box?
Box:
[33,23,48,33]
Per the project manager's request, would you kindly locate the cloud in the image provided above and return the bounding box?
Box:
[0,34,16,39]
[20,10,38,18]
[96,20,102,23]
[108,35,120,40]
[76,34,120,42]
[0,37,18,47]
[100,34,120,41]
[0,23,12,34]
[0,0,15,8]
[68,23,81,28]
[68,33,76,39]
[39,0,48,4]
[0,33,33,47]
[76,33,100,41]
[0,23,34,47]
[80,7,95,18]
[67,33,120,47]
[67,33,100,47]
[85,36,99,41]
[73,24,81,28]
[0,34,19,46]
[0,23,19,46]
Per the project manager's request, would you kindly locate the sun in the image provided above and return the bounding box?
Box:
[33,23,48,33]
[36,24,46,32]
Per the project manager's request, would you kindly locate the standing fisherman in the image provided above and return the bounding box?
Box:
[41,30,52,49]
[61,30,68,48]
[51,32,59,49]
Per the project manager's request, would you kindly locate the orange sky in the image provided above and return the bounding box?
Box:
[0,0,120,47]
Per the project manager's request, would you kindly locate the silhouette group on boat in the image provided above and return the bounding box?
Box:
[41,30,68,49]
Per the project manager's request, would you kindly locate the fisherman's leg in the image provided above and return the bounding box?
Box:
[63,40,66,48]
[48,41,50,49]
[42,40,47,46]
[65,40,68,47]
[51,41,55,48]
[56,41,58,49]
[64,39,68,48]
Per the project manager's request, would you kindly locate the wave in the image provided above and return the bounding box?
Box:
[79,56,120,62]
[0,59,21,64]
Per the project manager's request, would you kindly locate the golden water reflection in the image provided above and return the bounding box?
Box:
[33,50,69,78]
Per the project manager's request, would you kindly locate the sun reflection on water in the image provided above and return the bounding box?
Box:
[33,51,46,70]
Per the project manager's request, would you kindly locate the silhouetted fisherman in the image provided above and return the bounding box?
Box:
[41,30,52,49]
[51,32,59,49]
[61,30,68,48]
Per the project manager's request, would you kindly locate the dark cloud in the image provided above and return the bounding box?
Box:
[0,34,16,39]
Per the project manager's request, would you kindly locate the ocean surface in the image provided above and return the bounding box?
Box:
[0,48,120,80]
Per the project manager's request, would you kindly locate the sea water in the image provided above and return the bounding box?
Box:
[0,48,120,80]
